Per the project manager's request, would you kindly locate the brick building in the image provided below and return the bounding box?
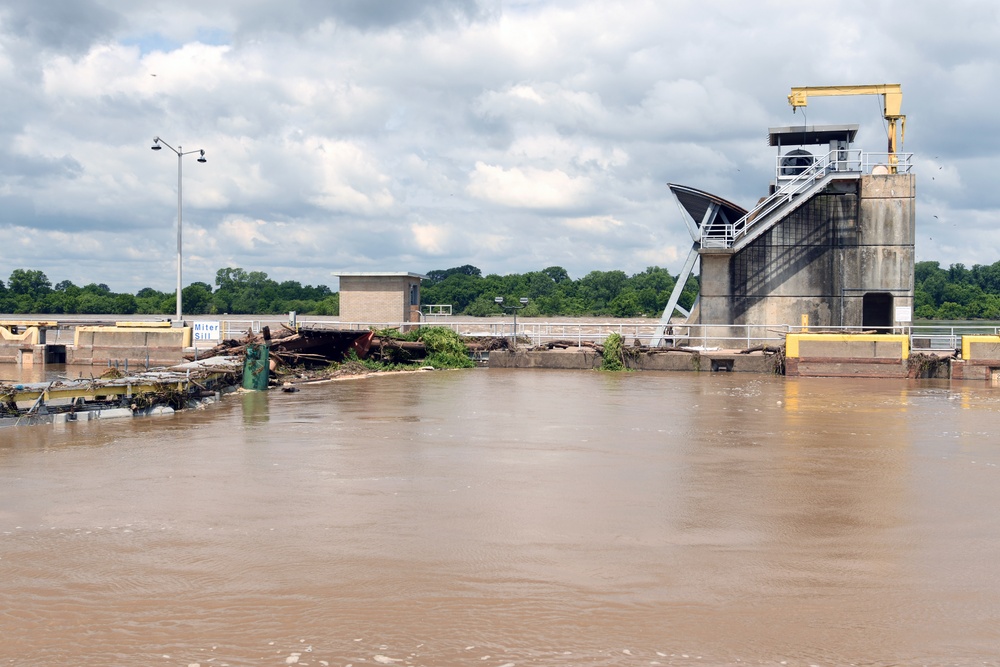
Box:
[335,272,426,326]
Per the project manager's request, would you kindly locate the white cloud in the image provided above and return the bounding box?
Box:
[411,222,449,254]
[217,217,274,251]
[466,162,592,210]
[560,215,623,233]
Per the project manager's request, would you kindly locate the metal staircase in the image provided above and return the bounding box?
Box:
[700,148,863,253]
[650,148,913,347]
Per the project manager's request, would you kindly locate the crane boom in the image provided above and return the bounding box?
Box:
[787,84,905,162]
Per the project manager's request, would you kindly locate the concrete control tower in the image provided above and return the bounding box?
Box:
[655,118,915,344]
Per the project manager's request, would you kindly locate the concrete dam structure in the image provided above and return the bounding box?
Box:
[659,121,915,345]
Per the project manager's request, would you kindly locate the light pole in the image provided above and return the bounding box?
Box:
[151,136,206,324]
[495,296,529,347]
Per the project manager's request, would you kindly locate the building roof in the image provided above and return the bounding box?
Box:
[768,124,859,147]
[667,183,748,226]
[334,272,428,280]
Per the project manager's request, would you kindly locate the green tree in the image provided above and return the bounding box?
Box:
[8,269,51,299]
[937,301,966,319]
[576,270,628,313]
[422,272,483,313]
[608,290,641,317]
[112,293,138,315]
[463,295,503,316]
[182,282,214,314]
[541,266,570,283]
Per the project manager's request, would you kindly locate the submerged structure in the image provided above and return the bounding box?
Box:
[654,84,915,345]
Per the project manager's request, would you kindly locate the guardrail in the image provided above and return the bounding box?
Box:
[701,149,914,250]
[289,321,992,352]
[33,317,997,354]
[910,325,1000,351]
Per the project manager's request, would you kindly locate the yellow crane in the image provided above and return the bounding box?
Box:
[788,84,905,168]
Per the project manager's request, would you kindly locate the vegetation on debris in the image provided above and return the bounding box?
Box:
[906,351,951,379]
[598,333,627,371]
[322,351,412,375]
[370,326,475,369]
[262,326,476,386]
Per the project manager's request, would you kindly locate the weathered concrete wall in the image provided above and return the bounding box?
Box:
[785,333,909,377]
[488,349,777,373]
[631,351,775,373]
[786,358,908,378]
[698,254,732,324]
[699,173,915,332]
[953,336,1000,381]
[69,326,191,366]
[340,275,421,325]
[0,326,45,365]
[845,174,916,324]
[729,190,855,328]
[962,336,1000,361]
[489,350,602,369]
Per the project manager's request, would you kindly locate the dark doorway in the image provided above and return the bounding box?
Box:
[862,292,893,331]
[45,345,67,364]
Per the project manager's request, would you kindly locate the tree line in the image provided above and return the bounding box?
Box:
[0,264,697,318]
[420,265,699,317]
[915,260,1000,320]
[0,268,339,316]
[3,260,996,320]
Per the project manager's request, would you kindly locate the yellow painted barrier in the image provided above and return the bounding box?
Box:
[785,333,909,360]
[115,321,172,328]
[0,325,42,345]
[73,326,193,348]
[961,335,1000,361]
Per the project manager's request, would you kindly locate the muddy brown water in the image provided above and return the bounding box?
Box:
[2,369,1000,666]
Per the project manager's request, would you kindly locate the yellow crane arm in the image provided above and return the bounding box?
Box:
[788,84,905,158]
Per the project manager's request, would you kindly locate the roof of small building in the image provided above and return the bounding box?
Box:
[334,271,428,280]
[768,124,859,147]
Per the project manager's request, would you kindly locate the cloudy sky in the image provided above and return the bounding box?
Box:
[1,0,997,292]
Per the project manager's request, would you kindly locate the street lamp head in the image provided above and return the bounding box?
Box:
[494,297,503,304]
[197,149,207,163]
[150,137,162,150]
[519,297,529,305]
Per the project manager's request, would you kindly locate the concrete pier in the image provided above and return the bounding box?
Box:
[489,349,777,373]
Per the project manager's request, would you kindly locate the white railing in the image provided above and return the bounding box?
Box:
[701,149,914,250]
[422,305,453,316]
[288,320,793,350]
[300,321,989,353]
[910,324,1000,351]
[860,152,915,174]
[31,317,999,355]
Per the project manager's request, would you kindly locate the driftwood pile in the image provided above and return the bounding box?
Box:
[185,326,319,366]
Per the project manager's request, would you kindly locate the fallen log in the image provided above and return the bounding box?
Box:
[539,339,601,350]
[371,337,427,353]
[739,345,783,354]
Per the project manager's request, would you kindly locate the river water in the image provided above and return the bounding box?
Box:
[2,369,1000,666]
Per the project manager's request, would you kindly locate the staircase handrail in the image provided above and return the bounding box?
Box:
[700,147,914,249]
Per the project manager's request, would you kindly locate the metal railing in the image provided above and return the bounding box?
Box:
[422,305,453,316]
[29,317,1000,355]
[701,149,914,250]
[910,324,1000,351]
[290,321,991,353]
